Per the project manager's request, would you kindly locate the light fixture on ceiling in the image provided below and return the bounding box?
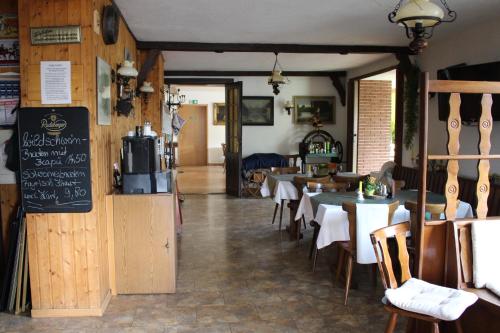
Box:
[284,100,294,116]
[138,81,155,104]
[267,52,289,95]
[388,0,456,53]
[113,60,139,116]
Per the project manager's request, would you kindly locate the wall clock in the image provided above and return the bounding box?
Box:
[102,5,119,45]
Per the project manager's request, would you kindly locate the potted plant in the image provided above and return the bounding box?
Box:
[364,176,377,196]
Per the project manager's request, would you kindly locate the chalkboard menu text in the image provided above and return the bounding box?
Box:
[18,107,92,213]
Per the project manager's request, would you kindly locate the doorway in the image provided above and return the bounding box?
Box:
[347,67,402,174]
[178,104,208,166]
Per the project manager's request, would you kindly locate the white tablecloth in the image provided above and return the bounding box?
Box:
[296,193,474,264]
[260,175,299,205]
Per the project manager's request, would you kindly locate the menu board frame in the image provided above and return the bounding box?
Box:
[18,107,92,213]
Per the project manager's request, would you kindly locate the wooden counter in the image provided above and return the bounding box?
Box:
[107,193,177,294]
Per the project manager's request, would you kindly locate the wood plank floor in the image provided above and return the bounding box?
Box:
[177,165,226,194]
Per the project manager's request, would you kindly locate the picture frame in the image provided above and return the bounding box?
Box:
[242,96,274,126]
[293,96,335,124]
[213,102,226,125]
[0,14,18,39]
[0,39,19,67]
[96,57,111,125]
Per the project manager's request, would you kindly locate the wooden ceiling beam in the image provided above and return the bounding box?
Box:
[164,78,235,85]
[138,41,412,54]
[137,49,161,88]
[329,74,346,106]
[164,70,347,77]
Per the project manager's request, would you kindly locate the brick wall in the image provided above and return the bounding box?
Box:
[357,80,393,175]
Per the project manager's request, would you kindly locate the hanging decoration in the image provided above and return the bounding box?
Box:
[267,52,289,95]
[388,0,457,53]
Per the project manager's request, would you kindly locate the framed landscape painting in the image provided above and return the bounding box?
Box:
[213,103,225,125]
[242,96,274,126]
[293,96,335,124]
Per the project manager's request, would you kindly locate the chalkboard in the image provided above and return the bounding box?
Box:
[18,107,92,213]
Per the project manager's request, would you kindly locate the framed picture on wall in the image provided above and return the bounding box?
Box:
[242,96,274,126]
[293,96,335,124]
[213,102,225,125]
[0,39,19,67]
[0,14,18,39]
[96,57,111,125]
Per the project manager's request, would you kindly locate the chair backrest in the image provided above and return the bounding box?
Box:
[306,181,348,193]
[342,200,400,259]
[447,220,475,290]
[293,175,330,197]
[370,222,412,290]
[270,166,300,175]
[405,200,445,242]
[282,154,300,167]
[250,170,266,183]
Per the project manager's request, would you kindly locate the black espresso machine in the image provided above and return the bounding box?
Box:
[121,133,171,194]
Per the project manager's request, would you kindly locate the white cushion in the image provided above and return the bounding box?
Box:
[385,278,478,321]
[471,220,500,288]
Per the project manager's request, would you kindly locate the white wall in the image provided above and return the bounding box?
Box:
[176,77,347,164]
[176,85,226,164]
[234,76,346,158]
[418,18,500,178]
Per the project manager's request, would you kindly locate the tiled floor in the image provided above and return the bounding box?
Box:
[0,194,404,332]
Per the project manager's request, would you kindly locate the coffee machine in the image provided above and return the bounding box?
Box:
[121,124,171,194]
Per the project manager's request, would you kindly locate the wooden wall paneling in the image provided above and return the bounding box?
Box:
[18,0,141,316]
[477,94,493,219]
[0,185,20,254]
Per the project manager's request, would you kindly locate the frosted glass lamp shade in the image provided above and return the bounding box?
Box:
[395,0,444,27]
[117,60,138,78]
[139,81,154,93]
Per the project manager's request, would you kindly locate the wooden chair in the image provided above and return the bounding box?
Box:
[404,201,446,254]
[306,181,348,193]
[245,170,266,197]
[336,200,400,305]
[370,222,476,333]
[270,166,300,233]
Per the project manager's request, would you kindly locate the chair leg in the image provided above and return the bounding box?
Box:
[431,322,440,333]
[272,203,279,224]
[455,319,464,333]
[278,200,285,232]
[385,313,398,333]
[335,246,345,286]
[344,255,353,306]
[312,246,319,272]
[371,264,378,288]
[296,219,301,247]
[302,215,307,229]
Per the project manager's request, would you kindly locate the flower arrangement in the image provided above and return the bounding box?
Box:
[364,176,377,196]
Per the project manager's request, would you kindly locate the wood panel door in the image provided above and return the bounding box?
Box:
[178,105,208,166]
[225,82,243,197]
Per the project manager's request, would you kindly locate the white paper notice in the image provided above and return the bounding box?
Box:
[41,61,72,104]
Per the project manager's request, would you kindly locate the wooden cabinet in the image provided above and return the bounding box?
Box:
[109,194,177,294]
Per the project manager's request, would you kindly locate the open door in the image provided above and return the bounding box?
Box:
[225,82,243,196]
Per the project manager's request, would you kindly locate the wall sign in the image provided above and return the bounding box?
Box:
[30,26,81,45]
[41,61,72,104]
[18,107,92,213]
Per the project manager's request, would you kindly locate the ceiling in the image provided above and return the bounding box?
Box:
[115,0,500,71]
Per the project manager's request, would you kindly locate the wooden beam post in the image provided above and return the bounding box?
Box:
[330,74,346,106]
[137,49,161,88]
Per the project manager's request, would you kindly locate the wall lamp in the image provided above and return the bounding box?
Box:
[138,81,155,105]
[284,100,294,115]
[112,60,138,116]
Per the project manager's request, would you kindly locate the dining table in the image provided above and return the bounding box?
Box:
[295,190,474,264]
[260,173,306,241]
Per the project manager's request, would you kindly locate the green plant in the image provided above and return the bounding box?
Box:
[404,64,420,150]
[364,176,377,192]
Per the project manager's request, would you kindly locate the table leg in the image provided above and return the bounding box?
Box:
[287,200,300,241]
